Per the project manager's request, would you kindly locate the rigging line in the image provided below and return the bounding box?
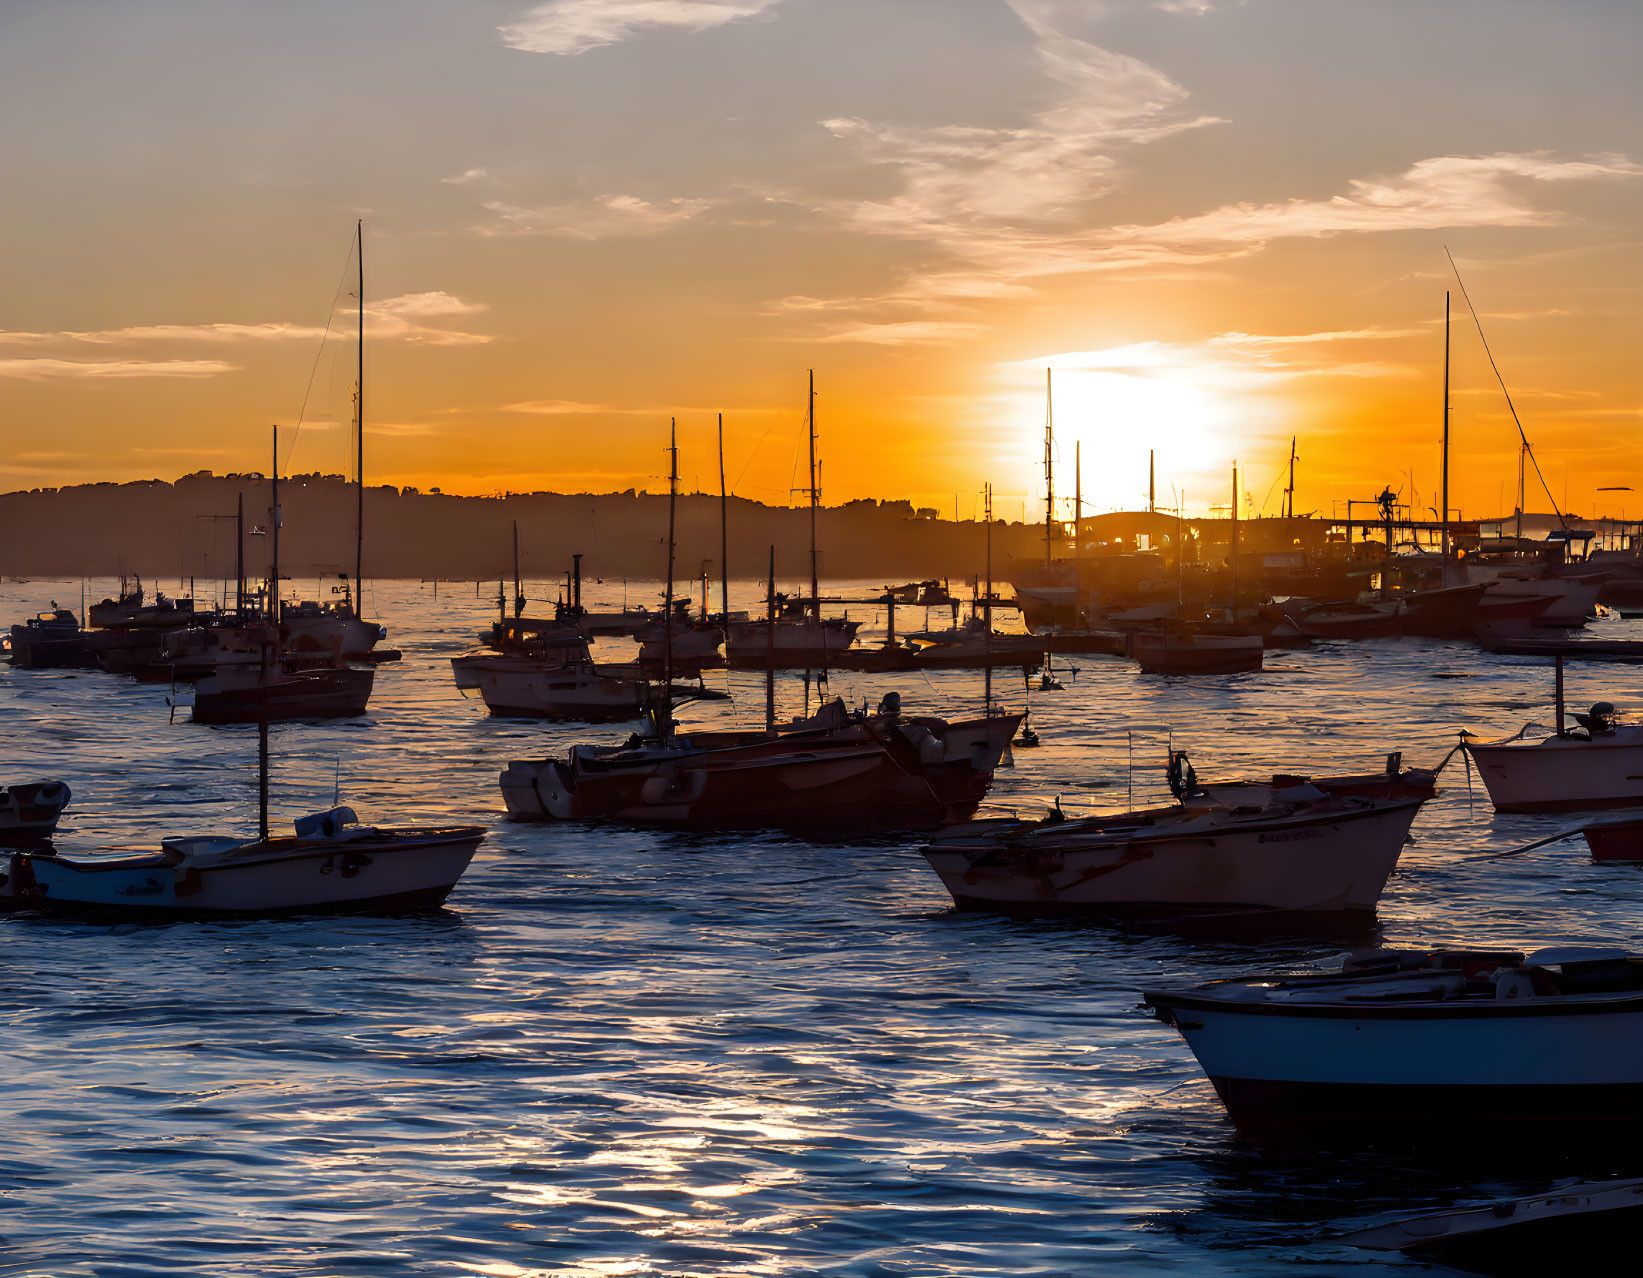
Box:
[730,410,787,494]
[1444,245,1569,530]
[285,235,359,473]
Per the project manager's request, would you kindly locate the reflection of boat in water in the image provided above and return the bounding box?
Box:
[0,780,72,847]
[501,697,1019,832]
[921,756,1428,918]
[1145,946,1643,1131]
[14,808,485,916]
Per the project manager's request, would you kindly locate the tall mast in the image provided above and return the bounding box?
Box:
[1074,440,1082,554]
[1149,450,1155,514]
[235,491,245,625]
[270,425,281,627]
[807,370,819,618]
[1044,367,1055,567]
[1441,291,1451,567]
[1517,443,1526,540]
[984,481,993,715]
[355,219,365,605]
[718,412,730,623]
[662,418,678,741]
[1230,462,1239,613]
[1286,436,1297,520]
[765,545,776,733]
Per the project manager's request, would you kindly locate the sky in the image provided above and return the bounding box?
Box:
[2,0,1641,523]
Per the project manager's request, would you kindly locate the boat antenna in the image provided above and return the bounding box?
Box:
[1285,436,1296,520]
[718,412,730,625]
[1229,461,1239,614]
[662,418,678,742]
[355,218,366,603]
[1445,246,1569,530]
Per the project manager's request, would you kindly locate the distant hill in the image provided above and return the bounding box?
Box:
[0,471,1049,586]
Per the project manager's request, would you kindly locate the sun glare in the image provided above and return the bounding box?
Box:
[999,349,1243,515]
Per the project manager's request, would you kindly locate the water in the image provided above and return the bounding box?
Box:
[3,576,1639,1275]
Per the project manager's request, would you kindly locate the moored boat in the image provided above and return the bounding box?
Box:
[11,806,484,916]
[1464,702,1643,813]
[1129,627,1263,675]
[191,663,375,724]
[1144,946,1643,1129]
[7,608,90,669]
[0,780,72,847]
[920,757,1428,918]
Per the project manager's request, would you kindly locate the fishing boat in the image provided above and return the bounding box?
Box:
[919,754,1428,918]
[1464,700,1643,812]
[724,606,860,665]
[11,807,485,916]
[1481,570,1606,626]
[1143,946,1643,1128]
[1336,1177,1643,1273]
[7,608,90,669]
[282,595,386,658]
[471,660,651,721]
[1129,626,1262,675]
[0,780,72,847]
[500,700,1019,832]
[1397,582,1488,638]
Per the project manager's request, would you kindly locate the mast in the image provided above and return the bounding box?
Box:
[765,545,776,733]
[235,491,245,625]
[807,370,820,619]
[1517,443,1526,540]
[984,482,993,715]
[270,425,281,629]
[1230,462,1239,613]
[261,424,279,842]
[1044,367,1055,567]
[512,519,522,617]
[662,419,678,742]
[1149,450,1155,514]
[1074,440,1082,554]
[718,412,730,623]
[1441,291,1451,568]
[1286,436,1297,520]
[354,219,365,607]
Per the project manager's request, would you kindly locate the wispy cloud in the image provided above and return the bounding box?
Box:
[0,293,493,354]
[0,358,236,380]
[478,194,713,239]
[441,167,490,185]
[499,0,784,55]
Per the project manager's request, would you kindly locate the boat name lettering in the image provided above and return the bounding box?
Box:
[1257,829,1325,843]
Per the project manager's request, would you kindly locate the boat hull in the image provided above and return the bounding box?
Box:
[924,800,1422,916]
[1466,736,1643,813]
[1145,992,1643,1127]
[192,667,375,724]
[16,830,483,916]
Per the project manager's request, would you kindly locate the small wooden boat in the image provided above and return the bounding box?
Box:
[1129,627,1262,674]
[11,806,485,916]
[1336,1177,1643,1274]
[921,758,1427,918]
[0,780,72,847]
[1145,946,1643,1130]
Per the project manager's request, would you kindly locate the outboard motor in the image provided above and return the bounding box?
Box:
[877,690,903,720]
[1574,702,1618,736]
[1167,751,1198,802]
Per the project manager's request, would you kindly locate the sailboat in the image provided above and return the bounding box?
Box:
[723,372,860,663]
[189,426,375,724]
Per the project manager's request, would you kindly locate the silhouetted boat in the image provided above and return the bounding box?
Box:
[0,780,72,847]
[7,608,90,669]
[1398,582,1488,637]
[1144,946,1643,1130]
[1129,626,1263,674]
[500,700,1019,832]
[1297,600,1400,640]
[190,663,375,724]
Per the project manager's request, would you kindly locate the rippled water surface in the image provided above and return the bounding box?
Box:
[4,576,1641,1276]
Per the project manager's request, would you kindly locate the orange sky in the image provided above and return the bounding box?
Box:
[3,1,1641,524]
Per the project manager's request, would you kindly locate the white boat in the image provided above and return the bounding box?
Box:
[724,616,860,661]
[0,780,71,847]
[1465,703,1643,813]
[12,806,485,916]
[1144,946,1643,1128]
[474,659,648,721]
[920,763,1426,918]
[282,599,386,658]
